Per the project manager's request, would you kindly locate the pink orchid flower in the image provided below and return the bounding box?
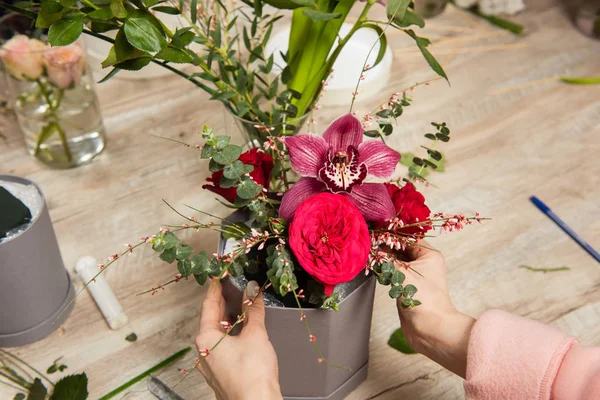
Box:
[280,114,401,222]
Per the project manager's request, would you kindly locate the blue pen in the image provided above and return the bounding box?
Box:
[530,196,600,263]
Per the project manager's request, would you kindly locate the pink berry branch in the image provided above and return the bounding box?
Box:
[174,279,271,387]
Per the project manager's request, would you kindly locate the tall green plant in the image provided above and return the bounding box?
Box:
[2,0,446,127]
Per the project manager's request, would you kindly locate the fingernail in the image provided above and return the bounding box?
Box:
[246,280,259,297]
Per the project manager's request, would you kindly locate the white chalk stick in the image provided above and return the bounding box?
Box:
[75,256,128,330]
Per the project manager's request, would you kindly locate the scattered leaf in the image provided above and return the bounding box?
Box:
[388,328,417,354]
[125,333,137,342]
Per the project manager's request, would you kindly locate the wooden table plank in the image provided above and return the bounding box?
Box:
[1,1,599,398]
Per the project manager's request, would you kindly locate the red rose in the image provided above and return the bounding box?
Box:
[202,148,274,203]
[379,183,431,235]
[289,192,371,296]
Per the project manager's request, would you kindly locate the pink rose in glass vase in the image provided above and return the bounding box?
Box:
[0,35,47,80]
[43,44,86,89]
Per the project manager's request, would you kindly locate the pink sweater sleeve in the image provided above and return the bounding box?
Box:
[464,310,600,400]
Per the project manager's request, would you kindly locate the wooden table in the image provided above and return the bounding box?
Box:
[1,1,599,398]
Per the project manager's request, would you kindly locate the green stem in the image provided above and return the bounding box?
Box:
[460,4,524,35]
[81,0,99,10]
[519,265,570,273]
[560,76,600,85]
[35,79,72,163]
[0,349,54,388]
[98,347,191,400]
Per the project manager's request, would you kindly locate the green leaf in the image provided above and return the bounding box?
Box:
[386,0,410,22]
[175,244,193,260]
[301,8,342,22]
[125,332,137,342]
[389,285,403,298]
[223,160,244,179]
[209,159,224,172]
[41,0,63,14]
[13,394,26,400]
[177,259,192,276]
[115,57,153,71]
[191,252,210,274]
[48,17,83,46]
[237,179,262,199]
[124,15,166,53]
[194,272,208,285]
[36,9,63,28]
[391,270,405,286]
[160,248,176,263]
[88,7,113,20]
[290,0,315,5]
[190,0,197,23]
[381,261,394,278]
[213,145,242,165]
[155,46,193,63]
[102,28,149,68]
[50,374,88,400]
[388,328,416,354]
[215,135,230,150]
[0,2,37,19]
[210,91,237,101]
[359,24,387,69]
[152,5,181,14]
[28,378,47,400]
[110,0,127,18]
[403,29,448,82]
[394,10,424,28]
[403,284,418,298]
[162,231,179,249]
[222,222,251,240]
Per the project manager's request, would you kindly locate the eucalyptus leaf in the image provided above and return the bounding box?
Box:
[175,244,193,260]
[223,160,244,179]
[213,145,242,165]
[237,179,262,199]
[177,259,192,276]
[191,252,210,274]
[160,248,176,263]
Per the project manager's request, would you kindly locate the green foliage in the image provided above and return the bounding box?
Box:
[404,122,450,183]
[388,328,416,354]
[28,378,47,400]
[48,16,83,46]
[403,29,448,82]
[46,357,67,374]
[321,292,340,311]
[123,14,167,52]
[266,244,298,296]
[125,332,138,342]
[222,222,251,240]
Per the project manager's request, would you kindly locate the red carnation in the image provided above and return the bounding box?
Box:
[380,183,431,235]
[202,148,274,203]
[289,192,371,297]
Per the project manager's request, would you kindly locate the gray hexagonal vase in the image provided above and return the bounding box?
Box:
[219,211,376,400]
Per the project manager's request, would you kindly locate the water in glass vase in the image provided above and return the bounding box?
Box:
[13,78,106,169]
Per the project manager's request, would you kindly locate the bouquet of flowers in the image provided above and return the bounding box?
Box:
[0,35,88,163]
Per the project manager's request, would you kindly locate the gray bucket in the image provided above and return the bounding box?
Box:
[0,175,75,347]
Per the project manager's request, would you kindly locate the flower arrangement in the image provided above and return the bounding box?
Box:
[75,102,486,384]
[5,0,447,141]
[0,35,88,162]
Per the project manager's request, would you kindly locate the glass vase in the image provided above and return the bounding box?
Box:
[1,32,106,168]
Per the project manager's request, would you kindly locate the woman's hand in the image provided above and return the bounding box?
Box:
[395,241,476,378]
[195,280,282,400]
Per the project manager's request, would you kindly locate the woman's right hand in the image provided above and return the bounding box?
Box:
[394,241,476,378]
